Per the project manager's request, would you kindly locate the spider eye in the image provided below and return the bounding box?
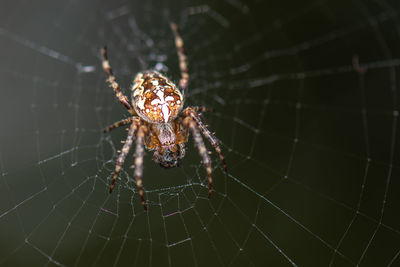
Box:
[132,72,183,123]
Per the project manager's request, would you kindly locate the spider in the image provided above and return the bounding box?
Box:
[102,22,227,210]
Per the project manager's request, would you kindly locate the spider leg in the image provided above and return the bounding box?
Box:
[170,22,189,95]
[184,117,213,198]
[104,117,133,133]
[109,118,139,193]
[192,106,214,113]
[101,47,136,115]
[134,124,148,210]
[185,108,227,172]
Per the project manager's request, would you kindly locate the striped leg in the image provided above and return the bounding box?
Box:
[109,119,139,193]
[185,108,227,172]
[184,117,213,198]
[192,106,214,113]
[134,125,148,210]
[170,22,189,95]
[104,117,133,133]
[101,47,135,115]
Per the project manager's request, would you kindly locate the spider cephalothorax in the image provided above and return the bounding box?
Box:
[102,22,227,210]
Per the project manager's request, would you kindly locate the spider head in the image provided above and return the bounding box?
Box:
[132,71,183,123]
[153,144,184,168]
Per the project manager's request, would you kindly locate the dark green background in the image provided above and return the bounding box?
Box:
[1,0,400,266]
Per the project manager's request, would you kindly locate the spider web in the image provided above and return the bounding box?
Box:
[1,0,400,266]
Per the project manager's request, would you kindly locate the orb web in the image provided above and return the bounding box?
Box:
[1,0,400,266]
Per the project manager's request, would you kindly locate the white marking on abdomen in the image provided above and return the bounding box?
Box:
[165,96,174,102]
[137,97,146,109]
[162,104,170,122]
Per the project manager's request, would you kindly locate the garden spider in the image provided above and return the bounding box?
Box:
[102,22,227,210]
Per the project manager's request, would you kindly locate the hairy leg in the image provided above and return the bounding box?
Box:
[184,117,213,197]
[101,47,136,115]
[104,117,133,133]
[134,124,148,210]
[184,107,227,172]
[170,22,189,95]
[109,118,140,193]
[192,106,214,113]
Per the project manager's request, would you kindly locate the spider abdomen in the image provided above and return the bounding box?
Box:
[132,71,183,123]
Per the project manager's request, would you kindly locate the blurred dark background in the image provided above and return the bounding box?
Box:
[1,0,400,266]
